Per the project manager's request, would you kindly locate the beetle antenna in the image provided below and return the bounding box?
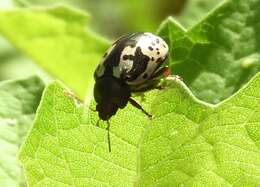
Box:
[106,120,111,152]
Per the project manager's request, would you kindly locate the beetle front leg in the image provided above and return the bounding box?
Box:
[151,66,182,81]
[129,98,152,119]
[130,79,161,93]
[130,66,182,93]
[150,66,171,79]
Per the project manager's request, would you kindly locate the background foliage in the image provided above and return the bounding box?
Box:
[0,0,259,186]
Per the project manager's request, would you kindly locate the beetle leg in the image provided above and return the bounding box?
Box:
[150,66,183,81]
[150,66,171,79]
[130,79,160,93]
[130,66,182,93]
[130,66,170,92]
[129,98,152,119]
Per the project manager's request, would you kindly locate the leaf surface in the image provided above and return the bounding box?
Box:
[19,73,260,186]
[0,6,110,99]
[158,0,260,103]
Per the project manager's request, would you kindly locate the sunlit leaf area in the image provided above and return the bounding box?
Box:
[0,0,259,186]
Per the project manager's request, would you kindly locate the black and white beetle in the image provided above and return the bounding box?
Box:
[94,32,171,151]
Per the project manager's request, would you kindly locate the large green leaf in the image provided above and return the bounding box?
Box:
[0,36,52,82]
[19,72,260,186]
[0,76,44,186]
[158,0,260,104]
[0,5,110,99]
[177,0,224,28]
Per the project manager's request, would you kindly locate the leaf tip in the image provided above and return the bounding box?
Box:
[157,16,187,34]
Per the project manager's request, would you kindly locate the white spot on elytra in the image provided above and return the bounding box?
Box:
[128,33,169,85]
[113,46,135,78]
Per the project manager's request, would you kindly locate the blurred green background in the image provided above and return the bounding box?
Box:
[0,0,222,82]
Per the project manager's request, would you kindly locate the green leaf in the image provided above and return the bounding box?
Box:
[176,0,224,28]
[0,5,110,99]
[139,74,260,186]
[0,76,44,186]
[19,73,260,186]
[158,0,260,104]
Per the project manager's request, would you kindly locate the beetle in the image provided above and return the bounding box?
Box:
[93,32,171,151]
